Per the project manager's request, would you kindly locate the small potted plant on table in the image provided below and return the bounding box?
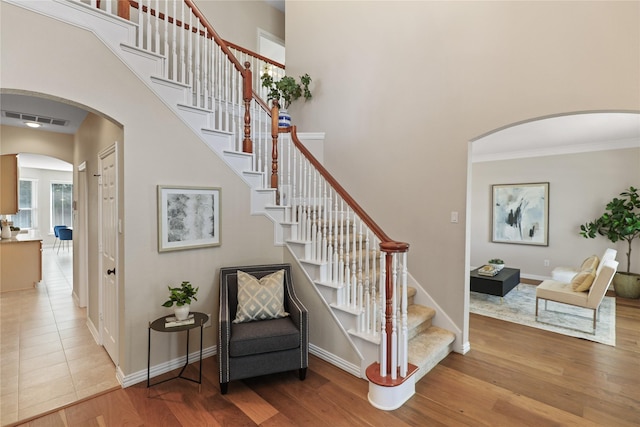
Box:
[162,281,199,320]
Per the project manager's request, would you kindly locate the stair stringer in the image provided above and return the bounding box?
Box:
[284,245,364,373]
[405,271,466,354]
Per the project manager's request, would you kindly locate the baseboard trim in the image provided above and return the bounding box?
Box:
[120,345,217,388]
[309,344,362,378]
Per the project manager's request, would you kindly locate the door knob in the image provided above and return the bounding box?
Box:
[107,268,116,275]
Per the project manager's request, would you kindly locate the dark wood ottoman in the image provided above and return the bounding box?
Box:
[470,267,520,297]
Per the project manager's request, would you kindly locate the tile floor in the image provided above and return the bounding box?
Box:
[0,247,120,426]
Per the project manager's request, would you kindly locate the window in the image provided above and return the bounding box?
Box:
[51,182,73,230]
[12,179,37,229]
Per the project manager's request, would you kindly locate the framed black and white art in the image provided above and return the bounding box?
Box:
[491,182,549,246]
[158,186,221,252]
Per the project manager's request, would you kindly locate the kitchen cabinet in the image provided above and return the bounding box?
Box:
[1,154,18,214]
[0,233,42,292]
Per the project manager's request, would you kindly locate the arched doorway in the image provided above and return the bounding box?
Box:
[465,110,640,327]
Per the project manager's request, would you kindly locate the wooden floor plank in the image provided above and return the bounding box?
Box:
[12,300,639,427]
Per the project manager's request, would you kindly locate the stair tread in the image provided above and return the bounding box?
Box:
[407,304,435,329]
[408,326,456,379]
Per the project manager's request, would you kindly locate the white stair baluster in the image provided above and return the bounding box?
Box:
[400,251,408,377]
[351,213,357,308]
[154,0,160,54]
[195,20,201,108]
[391,254,398,380]
[379,252,387,376]
[321,180,327,262]
[171,0,177,81]
[310,170,317,259]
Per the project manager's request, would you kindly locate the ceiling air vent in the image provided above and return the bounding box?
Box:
[4,111,21,119]
[2,110,68,127]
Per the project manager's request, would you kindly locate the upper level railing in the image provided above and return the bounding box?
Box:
[84,0,413,386]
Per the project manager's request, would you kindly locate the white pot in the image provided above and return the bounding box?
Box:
[174,304,190,321]
[278,109,291,128]
[489,263,504,271]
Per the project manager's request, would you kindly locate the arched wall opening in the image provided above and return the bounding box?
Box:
[465,110,640,322]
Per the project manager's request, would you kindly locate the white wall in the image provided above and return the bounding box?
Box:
[471,148,640,278]
[285,1,640,350]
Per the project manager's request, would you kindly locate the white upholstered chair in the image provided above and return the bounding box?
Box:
[536,259,618,332]
[551,248,617,283]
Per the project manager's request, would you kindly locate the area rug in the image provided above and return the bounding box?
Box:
[470,283,615,346]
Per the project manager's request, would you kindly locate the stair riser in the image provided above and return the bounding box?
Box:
[149,75,189,106]
[223,151,253,173]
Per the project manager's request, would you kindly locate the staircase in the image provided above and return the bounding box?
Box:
[8,0,456,409]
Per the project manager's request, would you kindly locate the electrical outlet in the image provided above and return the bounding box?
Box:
[204,314,212,328]
[544,259,550,267]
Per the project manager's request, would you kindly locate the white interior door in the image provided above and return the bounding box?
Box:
[99,145,118,365]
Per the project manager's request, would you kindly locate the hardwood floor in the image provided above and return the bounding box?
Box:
[11,297,639,426]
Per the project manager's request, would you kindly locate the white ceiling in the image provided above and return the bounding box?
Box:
[2,94,638,169]
[472,112,640,162]
[1,93,88,135]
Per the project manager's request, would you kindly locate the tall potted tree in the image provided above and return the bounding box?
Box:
[260,73,312,127]
[580,186,640,298]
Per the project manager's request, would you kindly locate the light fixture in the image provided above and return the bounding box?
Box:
[25,121,41,128]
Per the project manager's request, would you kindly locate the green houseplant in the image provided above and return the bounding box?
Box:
[162,281,199,320]
[580,186,640,298]
[260,72,312,127]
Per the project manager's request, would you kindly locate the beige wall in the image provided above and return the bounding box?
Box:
[193,0,284,51]
[286,1,640,349]
[73,112,124,333]
[0,125,74,162]
[1,2,284,376]
[471,148,640,277]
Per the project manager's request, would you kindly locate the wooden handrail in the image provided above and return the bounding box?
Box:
[224,39,285,70]
[285,122,408,250]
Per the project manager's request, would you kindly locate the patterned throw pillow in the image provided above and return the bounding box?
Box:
[233,269,289,323]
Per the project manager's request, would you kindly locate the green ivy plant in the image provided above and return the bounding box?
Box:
[162,281,199,307]
[260,73,312,109]
[580,186,640,274]
[488,258,504,264]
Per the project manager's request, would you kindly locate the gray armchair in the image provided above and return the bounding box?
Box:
[218,264,308,394]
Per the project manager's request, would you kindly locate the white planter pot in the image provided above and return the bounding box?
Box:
[174,304,190,321]
[278,109,291,128]
[489,263,504,272]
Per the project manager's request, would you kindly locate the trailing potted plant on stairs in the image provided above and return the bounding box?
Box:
[580,186,640,299]
[260,72,312,127]
[162,281,199,320]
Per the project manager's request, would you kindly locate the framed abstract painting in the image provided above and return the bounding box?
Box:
[491,182,549,246]
[158,186,221,252]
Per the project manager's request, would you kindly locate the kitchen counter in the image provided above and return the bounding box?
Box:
[0,230,43,244]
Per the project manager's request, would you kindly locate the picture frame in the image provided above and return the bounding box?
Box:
[157,186,221,252]
[491,182,549,246]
